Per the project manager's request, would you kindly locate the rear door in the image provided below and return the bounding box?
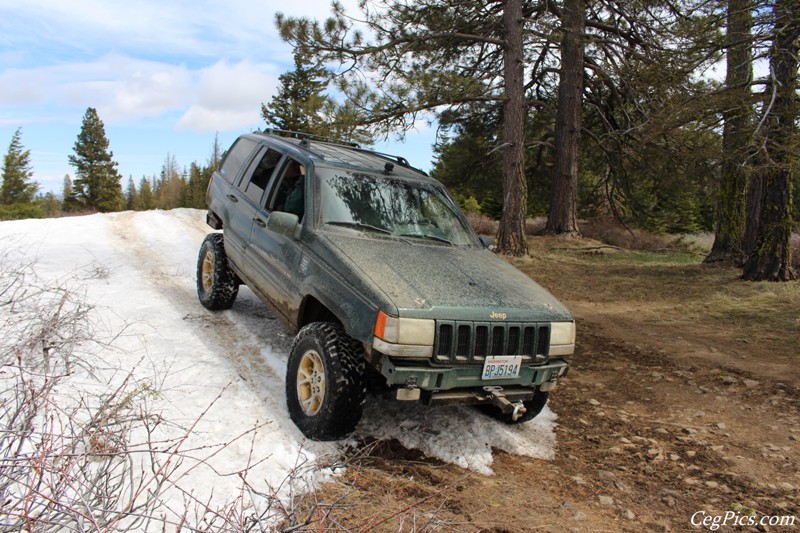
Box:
[216,138,260,264]
[225,146,283,271]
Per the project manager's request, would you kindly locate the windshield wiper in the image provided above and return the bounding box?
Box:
[326,221,392,235]
[397,233,453,245]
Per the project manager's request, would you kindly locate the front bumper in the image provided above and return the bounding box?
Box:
[378,357,569,392]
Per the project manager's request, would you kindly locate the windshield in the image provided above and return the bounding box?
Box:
[318,170,477,246]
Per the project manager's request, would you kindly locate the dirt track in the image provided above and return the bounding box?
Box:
[304,247,799,532]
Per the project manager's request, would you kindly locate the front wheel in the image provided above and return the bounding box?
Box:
[196,233,239,310]
[286,323,366,440]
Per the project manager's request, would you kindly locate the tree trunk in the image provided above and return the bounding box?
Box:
[741,0,798,281]
[544,0,584,236]
[496,0,529,256]
[706,0,752,264]
[742,164,763,257]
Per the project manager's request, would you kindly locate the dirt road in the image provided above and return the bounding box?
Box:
[304,243,799,532]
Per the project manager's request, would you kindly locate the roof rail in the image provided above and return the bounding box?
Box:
[262,128,360,148]
[261,128,428,176]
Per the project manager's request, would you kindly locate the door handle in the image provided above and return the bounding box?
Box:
[254,217,266,228]
[227,194,238,202]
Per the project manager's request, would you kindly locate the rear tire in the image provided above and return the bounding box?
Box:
[286,323,366,440]
[478,389,549,424]
[196,233,239,310]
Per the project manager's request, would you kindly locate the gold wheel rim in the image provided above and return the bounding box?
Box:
[297,350,325,416]
[201,251,214,291]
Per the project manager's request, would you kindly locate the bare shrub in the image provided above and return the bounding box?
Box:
[465,214,546,238]
[579,215,706,254]
[792,233,800,271]
[0,255,329,532]
[465,212,497,236]
[525,217,547,235]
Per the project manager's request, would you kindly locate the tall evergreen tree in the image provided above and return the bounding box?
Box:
[544,0,585,237]
[261,49,373,145]
[209,132,222,172]
[742,0,798,281]
[706,0,754,263]
[156,154,186,210]
[138,176,156,210]
[62,175,81,212]
[262,50,330,135]
[125,176,138,211]
[496,0,529,254]
[68,107,123,212]
[1,127,38,205]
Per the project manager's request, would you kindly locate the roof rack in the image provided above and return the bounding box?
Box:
[262,128,360,148]
[261,128,428,176]
[349,147,411,168]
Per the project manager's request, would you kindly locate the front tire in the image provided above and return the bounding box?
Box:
[196,233,239,310]
[286,323,366,440]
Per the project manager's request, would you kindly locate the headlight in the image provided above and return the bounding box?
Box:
[550,321,576,356]
[373,311,434,358]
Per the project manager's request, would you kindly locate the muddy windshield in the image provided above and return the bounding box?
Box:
[318,170,477,246]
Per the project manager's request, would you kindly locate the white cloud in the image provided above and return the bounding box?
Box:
[0,55,280,131]
[0,0,361,66]
[177,60,279,132]
[0,55,193,120]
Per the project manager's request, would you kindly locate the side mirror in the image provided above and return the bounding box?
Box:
[479,235,496,249]
[267,211,300,239]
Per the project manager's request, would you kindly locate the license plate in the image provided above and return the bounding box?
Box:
[481,356,522,380]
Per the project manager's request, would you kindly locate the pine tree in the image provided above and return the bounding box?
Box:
[1,127,38,205]
[156,154,184,209]
[40,192,61,218]
[209,132,222,172]
[262,50,330,135]
[706,0,754,263]
[62,175,81,212]
[125,176,138,210]
[68,107,123,212]
[138,176,156,210]
[261,49,373,145]
[742,0,798,281]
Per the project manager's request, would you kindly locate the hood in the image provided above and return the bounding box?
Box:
[324,232,572,322]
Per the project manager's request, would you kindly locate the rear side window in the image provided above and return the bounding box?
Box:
[218,138,258,184]
[239,148,283,205]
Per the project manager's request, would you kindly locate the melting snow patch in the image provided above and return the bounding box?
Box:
[356,399,557,475]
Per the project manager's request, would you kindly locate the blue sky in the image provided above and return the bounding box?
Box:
[0,0,437,195]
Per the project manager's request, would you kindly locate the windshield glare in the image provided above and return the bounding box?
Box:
[319,170,476,246]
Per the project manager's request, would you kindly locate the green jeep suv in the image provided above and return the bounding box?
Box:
[198,130,574,440]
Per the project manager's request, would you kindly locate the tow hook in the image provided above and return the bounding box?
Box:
[483,386,527,421]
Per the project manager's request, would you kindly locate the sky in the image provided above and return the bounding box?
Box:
[0,0,438,195]
[0,208,558,524]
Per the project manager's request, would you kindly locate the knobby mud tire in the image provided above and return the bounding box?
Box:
[196,233,239,310]
[286,322,367,441]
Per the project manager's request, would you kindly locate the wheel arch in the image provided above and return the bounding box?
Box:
[296,289,375,345]
[298,295,342,329]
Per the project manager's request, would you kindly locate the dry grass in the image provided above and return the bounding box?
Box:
[515,233,800,360]
[465,212,497,236]
[276,440,473,532]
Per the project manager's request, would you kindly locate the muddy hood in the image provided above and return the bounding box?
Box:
[324,233,572,322]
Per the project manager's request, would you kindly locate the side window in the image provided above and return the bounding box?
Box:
[239,148,282,205]
[218,138,258,184]
[266,159,306,220]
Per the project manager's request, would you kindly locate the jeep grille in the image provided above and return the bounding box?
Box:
[433,321,550,365]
